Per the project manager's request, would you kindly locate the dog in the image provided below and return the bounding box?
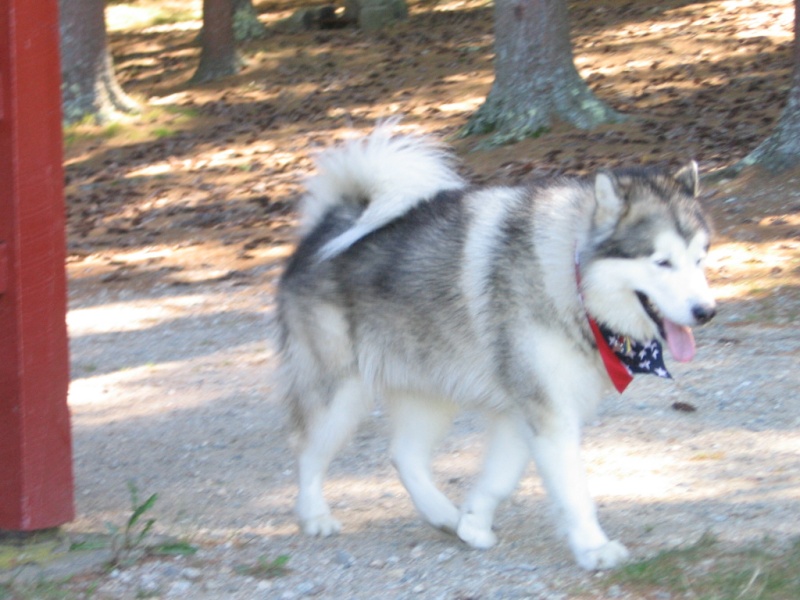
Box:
[276,125,716,570]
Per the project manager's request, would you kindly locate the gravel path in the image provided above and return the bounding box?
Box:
[57,258,800,599]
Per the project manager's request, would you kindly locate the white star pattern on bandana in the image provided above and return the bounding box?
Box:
[597,324,672,381]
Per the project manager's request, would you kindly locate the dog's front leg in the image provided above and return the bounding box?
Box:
[530,418,629,570]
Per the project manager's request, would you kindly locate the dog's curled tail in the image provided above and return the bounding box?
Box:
[299,124,466,260]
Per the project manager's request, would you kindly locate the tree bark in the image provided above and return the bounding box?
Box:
[462,0,622,145]
[60,0,139,124]
[732,0,800,172]
[191,0,243,84]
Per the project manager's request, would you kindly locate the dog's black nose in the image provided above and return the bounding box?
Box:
[692,304,716,324]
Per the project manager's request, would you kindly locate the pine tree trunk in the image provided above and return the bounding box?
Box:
[462,0,622,145]
[734,0,800,172]
[60,0,139,124]
[191,0,243,84]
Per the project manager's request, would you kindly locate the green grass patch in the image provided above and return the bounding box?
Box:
[608,533,800,600]
[0,579,81,600]
[63,104,199,151]
[151,127,175,139]
[63,116,134,149]
[234,554,291,580]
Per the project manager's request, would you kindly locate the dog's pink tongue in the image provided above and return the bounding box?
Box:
[664,320,695,362]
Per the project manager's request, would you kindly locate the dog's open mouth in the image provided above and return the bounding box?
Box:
[635,291,696,362]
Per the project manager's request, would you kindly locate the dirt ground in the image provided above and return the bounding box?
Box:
[27,0,800,597]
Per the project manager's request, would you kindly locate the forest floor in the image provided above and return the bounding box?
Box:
[5,0,800,598]
[65,0,799,323]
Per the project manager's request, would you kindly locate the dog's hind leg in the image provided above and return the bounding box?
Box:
[388,392,460,534]
[457,413,531,549]
[295,376,371,537]
[530,416,629,570]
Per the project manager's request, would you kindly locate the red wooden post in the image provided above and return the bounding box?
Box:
[0,0,74,529]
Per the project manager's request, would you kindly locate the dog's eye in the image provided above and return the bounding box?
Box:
[655,259,673,268]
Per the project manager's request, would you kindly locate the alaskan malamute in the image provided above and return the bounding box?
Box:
[276,126,716,570]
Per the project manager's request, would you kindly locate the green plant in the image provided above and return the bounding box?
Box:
[235,554,291,580]
[152,127,175,139]
[151,541,198,557]
[102,122,124,138]
[0,579,83,600]
[107,481,158,566]
[95,481,199,568]
[609,533,800,600]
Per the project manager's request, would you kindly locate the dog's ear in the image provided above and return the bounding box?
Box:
[674,161,699,197]
[593,170,625,230]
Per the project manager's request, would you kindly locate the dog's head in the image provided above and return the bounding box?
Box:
[580,163,716,362]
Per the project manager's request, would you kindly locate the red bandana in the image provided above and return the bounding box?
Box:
[587,317,634,393]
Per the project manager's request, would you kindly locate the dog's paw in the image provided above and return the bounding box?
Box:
[456,513,497,549]
[300,514,342,537]
[575,540,630,571]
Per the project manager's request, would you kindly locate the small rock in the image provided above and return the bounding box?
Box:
[167,580,192,596]
[295,580,324,596]
[182,567,202,581]
[436,549,456,563]
[160,564,182,578]
[334,549,355,567]
[712,514,729,522]
[138,576,160,595]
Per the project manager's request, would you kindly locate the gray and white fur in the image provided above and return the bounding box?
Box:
[276,125,716,570]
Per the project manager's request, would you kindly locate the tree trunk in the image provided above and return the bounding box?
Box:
[60,0,139,124]
[732,0,800,172]
[191,0,243,84]
[462,0,622,145]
